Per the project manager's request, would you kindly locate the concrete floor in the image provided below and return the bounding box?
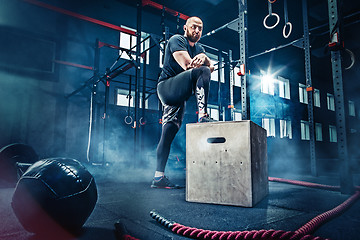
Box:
[1,166,360,240]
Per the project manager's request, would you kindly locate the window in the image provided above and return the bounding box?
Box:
[262,118,275,137]
[315,123,323,141]
[329,125,337,142]
[349,101,355,116]
[327,93,335,111]
[119,26,150,64]
[261,76,275,95]
[234,111,242,121]
[204,52,225,83]
[210,60,225,83]
[234,65,242,87]
[314,89,321,107]
[299,83,308,104]
[208,105,219,121]
[280,119,292,139]
[278,76,290,99]
[116,89,148,109]
[301,120,310,140]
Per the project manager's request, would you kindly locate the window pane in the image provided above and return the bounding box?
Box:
[270,118,275,136]
[116,89,148,109]
[315,123,322,141]
[120,26,149,64]
[210,60,219,82]
[279,81,284,98]
[234,66,241,87]
[261,74,274,96]
[301,120,310,140]
[117,93,133,107]
[327,93,335,111]
[314,89,320,107]
[262,118,275,137]
[349,101,355,116]
[234,112,242,121]
[299,83,308,104]
[278,76,290,99]
[329,125,337,142]
[209,107,219,121]
[280,119,292,139]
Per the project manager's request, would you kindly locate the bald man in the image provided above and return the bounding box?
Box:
[152,16,215,189]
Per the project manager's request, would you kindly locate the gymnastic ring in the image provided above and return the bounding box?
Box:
[139,117,146,126]
[344,48,355,70]
[124,115,133,125]
[263,13,280,29]
[283,22,292,38]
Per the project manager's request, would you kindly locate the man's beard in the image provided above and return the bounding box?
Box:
[186,30,200,43]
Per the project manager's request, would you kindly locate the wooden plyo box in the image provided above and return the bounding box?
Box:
[186,120,268,207]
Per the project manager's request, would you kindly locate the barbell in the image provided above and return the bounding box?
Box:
[0,143,39,185]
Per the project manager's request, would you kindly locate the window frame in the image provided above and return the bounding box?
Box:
[262,117,276,137]
[301,120,310,140]
[299,83,308,104]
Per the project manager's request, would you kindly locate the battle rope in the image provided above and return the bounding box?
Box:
[122,235,139,240]
[150,210,328,240]
[296,191,360,236]
[268,177,360,235]
[268,177,340,191]
[149,177,360,240]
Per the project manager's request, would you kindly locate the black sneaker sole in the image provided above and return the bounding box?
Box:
[151,185,176,189]
[151,184,182,189]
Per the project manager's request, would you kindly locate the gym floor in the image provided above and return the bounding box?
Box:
[1,167,360,240]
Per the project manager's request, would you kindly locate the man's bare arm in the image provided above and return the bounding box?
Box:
[173,51,193,70]
[190,53,214,72]
[173,51,214,72]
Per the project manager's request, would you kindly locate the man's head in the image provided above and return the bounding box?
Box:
[184,16,203,43]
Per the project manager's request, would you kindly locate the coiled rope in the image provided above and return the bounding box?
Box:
[149,177,360,240]
[150,210,329,240]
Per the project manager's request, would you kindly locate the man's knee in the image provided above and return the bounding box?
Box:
[192,66,211,81]
[200,66,211,79]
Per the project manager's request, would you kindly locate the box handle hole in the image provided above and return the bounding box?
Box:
[207,137,226,144]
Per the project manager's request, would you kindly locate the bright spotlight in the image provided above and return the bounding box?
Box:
[262,74,274,83]
[261,73,275,95]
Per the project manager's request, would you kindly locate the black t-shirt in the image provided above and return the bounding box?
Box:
[158,34,205,82]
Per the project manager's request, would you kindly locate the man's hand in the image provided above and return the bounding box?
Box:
[190,53,214,73]
[190,53,207,68]
[173,51,214,72]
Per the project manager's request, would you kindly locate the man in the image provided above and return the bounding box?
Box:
[151,16,214,189]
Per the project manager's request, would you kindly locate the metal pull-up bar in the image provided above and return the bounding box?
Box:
[142,0,189,20]
[24,0,137,35]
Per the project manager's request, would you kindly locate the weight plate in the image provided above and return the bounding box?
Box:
[0,143,38,184]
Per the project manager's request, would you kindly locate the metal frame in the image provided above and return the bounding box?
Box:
[133,0,143,166]
[217,51,224,121]
[238,0,249,120]
[327,0,354,194]
[228,50,234,120]
[302,0,317,176]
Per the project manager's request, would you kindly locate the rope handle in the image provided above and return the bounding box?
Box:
[263,1,280,29]
[283,22,292,38]
[282,0,292,38]
[124,115,133,125]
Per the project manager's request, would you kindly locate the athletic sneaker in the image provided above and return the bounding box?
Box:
[151,176,180,189]
[198,114,217,123]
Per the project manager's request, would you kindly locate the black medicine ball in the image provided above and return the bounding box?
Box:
[11,157,98,233]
